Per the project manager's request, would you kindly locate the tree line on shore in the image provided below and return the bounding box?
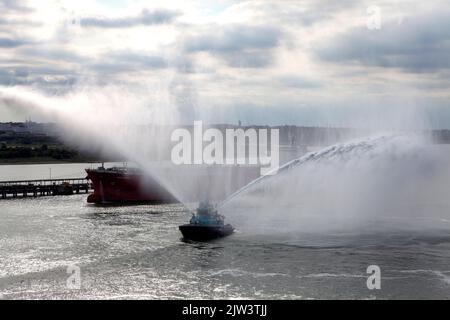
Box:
[0,143,78,160]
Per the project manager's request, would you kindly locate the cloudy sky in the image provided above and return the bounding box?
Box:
[1,0,450,128]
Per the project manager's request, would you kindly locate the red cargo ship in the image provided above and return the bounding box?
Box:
[85,166,177,204]
[86,164,261,204]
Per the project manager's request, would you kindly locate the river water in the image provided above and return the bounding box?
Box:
[0,162,449,299]
[0,162,118,181]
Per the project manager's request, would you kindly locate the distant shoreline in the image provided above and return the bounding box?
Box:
[0,158,121,165]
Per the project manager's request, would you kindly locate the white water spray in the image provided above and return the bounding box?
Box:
[2,85,450,236]
[0,85,251,206]
[0,85,186,200]
[221,134,450,234]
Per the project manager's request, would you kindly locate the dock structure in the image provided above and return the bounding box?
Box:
[0,178,92,200]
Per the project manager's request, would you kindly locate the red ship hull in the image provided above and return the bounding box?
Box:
[86,167,177,204]
[86,165,261,204]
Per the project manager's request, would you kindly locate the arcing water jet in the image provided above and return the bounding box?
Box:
[220,134,450,234]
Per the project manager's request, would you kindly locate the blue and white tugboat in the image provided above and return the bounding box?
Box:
[179,201,234,241]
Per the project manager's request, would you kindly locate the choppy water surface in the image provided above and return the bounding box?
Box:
[0,194,449,300]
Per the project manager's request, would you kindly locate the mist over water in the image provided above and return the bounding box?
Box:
[0,85,267,207]
[221,134,450,235]
[1,85,450,237]
[0,85,188,203]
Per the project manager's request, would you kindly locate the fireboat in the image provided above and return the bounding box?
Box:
[179,201,234,241]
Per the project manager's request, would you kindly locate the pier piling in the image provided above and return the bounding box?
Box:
[0,178,93,200]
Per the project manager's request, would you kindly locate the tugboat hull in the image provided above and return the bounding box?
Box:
[179,224,234,241]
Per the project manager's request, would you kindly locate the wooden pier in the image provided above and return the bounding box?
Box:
[0,178,92,200]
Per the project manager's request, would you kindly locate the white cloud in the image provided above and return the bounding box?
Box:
[0,0,449,127]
